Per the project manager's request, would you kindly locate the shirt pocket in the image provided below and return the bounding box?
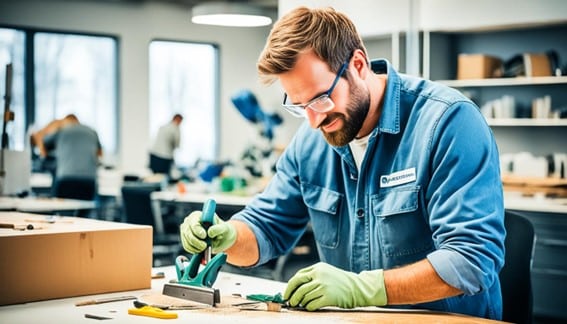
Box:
[302,182,343,249]
[371,186,434,259]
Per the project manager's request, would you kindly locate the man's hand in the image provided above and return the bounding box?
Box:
[284,262,387,311]
[179,211,237,254]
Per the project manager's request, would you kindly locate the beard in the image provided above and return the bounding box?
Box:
[321,77,370,147]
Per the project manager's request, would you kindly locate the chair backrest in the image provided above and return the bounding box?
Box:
[500,210,536,324]
[120,182,162,230]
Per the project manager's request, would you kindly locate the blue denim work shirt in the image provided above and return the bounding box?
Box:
[232,59,505,319]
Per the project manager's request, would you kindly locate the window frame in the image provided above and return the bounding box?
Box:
[0,24,120,155]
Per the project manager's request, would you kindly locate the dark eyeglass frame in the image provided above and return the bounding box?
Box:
[281,58,350,118]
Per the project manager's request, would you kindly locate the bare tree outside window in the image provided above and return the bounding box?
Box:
[149,40,218,168]
[34,32,117,153]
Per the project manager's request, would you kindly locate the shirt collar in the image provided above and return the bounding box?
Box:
[370,59,401,135]
[331,59,401,162]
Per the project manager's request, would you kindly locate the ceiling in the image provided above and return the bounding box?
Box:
[99,0,278,10]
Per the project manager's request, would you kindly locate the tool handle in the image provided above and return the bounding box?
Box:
[201,199,216,230]
[128,305,178,319]
[75,300,97,306]
[201,199,216,263]
[75,295,137,306]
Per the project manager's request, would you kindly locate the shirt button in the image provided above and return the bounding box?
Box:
[356,208,364,218]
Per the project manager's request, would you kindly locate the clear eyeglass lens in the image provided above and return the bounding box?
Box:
[283,105,306,118]
[282,93,334,118]
[308,95,334,112]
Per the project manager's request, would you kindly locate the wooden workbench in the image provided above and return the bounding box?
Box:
[0,265,505,323]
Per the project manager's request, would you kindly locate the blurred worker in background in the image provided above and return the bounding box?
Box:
[43,114,102,201]
[180,6,505,320]
[149,114,183,178]
[31,114,78,176]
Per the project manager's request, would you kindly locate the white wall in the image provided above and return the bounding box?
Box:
[420,0,567,31]
[279,0,412,37]
[0,0,302,174]
[279,0,567,36]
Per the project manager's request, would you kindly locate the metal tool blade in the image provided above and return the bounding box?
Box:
[162,283,219,306]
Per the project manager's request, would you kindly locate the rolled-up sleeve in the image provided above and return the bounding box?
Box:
[425,101,505,295]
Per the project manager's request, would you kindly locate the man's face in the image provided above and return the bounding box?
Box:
[280,51,370,147]
[321,74,370,146]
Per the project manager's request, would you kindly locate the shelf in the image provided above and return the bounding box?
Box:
[486,118,567,126]
[502,174,567,187]
[502,174,567,201]
[437,76,567,88]
[504,194,567,214]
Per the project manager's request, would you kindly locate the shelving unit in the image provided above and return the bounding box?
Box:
[485,118,567,127]
[424,22,567,323]
[363,3,567,321]
[438,76,567,88]
[424,25,567,155]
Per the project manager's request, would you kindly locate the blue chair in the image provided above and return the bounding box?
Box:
[500,210,536,324]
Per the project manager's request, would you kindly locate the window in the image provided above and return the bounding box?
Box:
[0,28,25,151]
[149,40,218,168]
[0,27,118,156]
[34,32,118,153]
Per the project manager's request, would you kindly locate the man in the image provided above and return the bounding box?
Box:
[149,114,183,176]
[43,114,102,201]
[31,114,78,175]
[180,7,505,320]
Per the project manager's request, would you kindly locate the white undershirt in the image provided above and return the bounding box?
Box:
[349,134,371,170]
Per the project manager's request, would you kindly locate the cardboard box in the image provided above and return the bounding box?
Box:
[523,53,552,77]
[0,212,152,305]
[457,54,502,79]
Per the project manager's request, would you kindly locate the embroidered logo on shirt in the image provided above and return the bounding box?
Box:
[380,167,416,188]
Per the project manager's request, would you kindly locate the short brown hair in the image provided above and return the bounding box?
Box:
[257,6,367,84]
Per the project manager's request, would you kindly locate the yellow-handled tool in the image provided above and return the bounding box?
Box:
[128,305,177,319]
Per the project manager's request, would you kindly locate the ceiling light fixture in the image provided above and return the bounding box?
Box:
[191,2,273,27]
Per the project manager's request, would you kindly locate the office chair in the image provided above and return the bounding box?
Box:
[500,210,536,324]
[120,182,181,266]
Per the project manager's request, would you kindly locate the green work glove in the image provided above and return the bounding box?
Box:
[179,211,237,254]
[284,262,387,311]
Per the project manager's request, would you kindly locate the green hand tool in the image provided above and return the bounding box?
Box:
[163,199,227,305]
